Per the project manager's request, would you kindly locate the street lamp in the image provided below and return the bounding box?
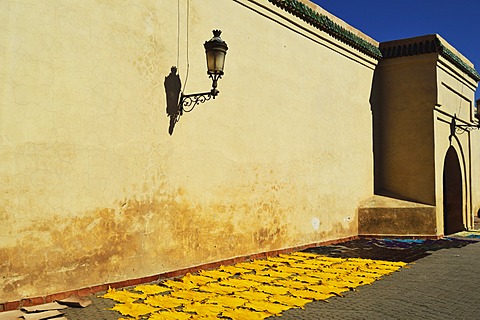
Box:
[179,30,228,113]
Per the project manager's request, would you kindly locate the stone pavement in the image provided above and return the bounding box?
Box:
[59,234,480,320]
[280,236,480,320]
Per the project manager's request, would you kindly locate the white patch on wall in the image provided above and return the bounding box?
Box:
[343,216,352,223]
[145,14,154,35]
[311,217,320,230]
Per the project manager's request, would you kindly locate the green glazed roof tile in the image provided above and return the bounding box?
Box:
[268,0,382,59]
[437,41,480,81]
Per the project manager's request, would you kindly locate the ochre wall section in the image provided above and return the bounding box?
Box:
[0,0,377,301]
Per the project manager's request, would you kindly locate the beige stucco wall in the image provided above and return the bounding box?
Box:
[0,0,377,301]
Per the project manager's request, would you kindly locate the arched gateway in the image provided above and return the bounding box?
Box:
[443,146,464,235]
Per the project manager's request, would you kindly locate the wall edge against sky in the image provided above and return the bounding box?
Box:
[266,0,382,59]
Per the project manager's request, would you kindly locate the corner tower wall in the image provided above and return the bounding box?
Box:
[362,34,479,237]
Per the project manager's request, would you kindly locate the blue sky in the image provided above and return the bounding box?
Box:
[311,0,480,99]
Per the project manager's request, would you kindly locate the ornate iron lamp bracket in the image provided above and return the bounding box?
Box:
[451,114,480,135]
[179,88,219,114]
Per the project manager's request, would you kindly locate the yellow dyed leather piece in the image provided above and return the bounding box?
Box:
[273,279,308,289]
[256,270,292,279]
[268,294,311,308]
[288,288,335,300]
[133,284,171,296]
[255,284,290,295]
[291,274,324,284]
[198,270,231,279]
[233,262,267,271]
[218,265,252,274]
[218,278,261,289]
[182,273,215,286]
[199,282,244,294]
[144,295,187,309]
[235,289,271,301]
[205,295,248,308]
[169,290,213,302]
[111,302,159,318]
[182,302,226,316]
[306,284,349,296]
[162,279,197,291]
[238,273,273,283]
[244,299,291,314]
[272,265,309,274]
[149,310,192,320]
[100,287,146,303]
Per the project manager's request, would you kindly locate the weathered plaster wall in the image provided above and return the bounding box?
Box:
[0,0,377,301]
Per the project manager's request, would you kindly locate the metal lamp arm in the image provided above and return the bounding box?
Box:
[179,88,219,113]
[442,114,480,136]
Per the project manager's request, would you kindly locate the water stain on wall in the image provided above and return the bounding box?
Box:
[0,146,360,303]
[319,221,356,240]
[0,181,296,302]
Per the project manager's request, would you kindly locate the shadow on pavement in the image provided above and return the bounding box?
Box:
[303,237,477,263]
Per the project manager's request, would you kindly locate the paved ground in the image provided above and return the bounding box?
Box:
[60,234,480,320]
[280,237,480,320]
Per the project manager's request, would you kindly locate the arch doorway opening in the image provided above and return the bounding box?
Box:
[443,146,464,235]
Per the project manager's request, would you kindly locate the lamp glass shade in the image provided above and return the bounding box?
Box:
[206,50,226,75]
[204,30,228,76]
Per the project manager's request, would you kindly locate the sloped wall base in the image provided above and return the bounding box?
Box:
[358,195,437,237]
